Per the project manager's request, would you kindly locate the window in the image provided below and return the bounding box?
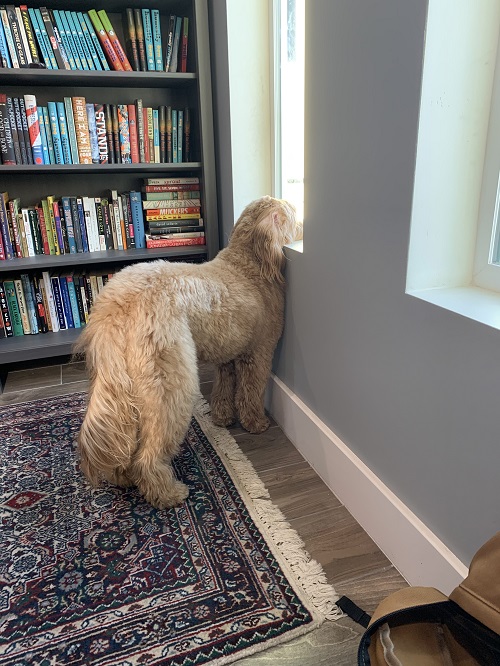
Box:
[273,0,305,222]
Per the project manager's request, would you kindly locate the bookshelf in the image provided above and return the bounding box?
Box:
[0,0,219,365]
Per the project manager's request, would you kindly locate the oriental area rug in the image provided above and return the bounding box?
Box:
[0,393,341,665]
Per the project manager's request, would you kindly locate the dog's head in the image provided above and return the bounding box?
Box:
[229,196,301,284]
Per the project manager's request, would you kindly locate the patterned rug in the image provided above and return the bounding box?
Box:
[0,392,340,665]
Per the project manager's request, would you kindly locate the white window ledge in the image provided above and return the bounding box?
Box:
[408,286,500,331]
[284,240,303,254]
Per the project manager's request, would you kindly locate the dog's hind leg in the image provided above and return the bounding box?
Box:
[235,350,273,434]
[130,335,198,509]
[211,361,236,427]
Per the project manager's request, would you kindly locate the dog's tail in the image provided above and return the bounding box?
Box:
[74,319,138,487]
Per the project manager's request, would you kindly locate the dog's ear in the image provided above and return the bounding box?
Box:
[253,209,287,284]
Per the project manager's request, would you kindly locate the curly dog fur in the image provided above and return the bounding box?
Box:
[75,196,301,509]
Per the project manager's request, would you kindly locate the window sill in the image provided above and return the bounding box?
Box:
[408,285,500,331]
[284,240,303,254]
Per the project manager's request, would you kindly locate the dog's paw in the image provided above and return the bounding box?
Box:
[145,481,189,509]
[211,413,237,428]
[211,399,236,428]
[240,415,271,434]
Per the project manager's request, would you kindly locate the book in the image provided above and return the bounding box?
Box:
[180,17,189,72]
[144,205,201,215]
[50,275,66,329]
[111,104,121,164]
[177,109,183,163]
[184,107,191,162]
[56,102,72,164]
[87,9,122,71]
[65,11,87,70]
[97,9,132,71]
[145,107,152,163]
[69,197,83,252]
[141,8,154,71]
[13,97,29,164]
[94,103,108,163]
[21,273,40,333]
[3,280,21,335]
[86,103,100,164]
[117,104,131,164]
[18,6,38,64]
[63,96,79,164]
[159,105,166,163]
[73,11,94,70]
[52,9,75,69]
[0,281,14,335]
[133,8,146,71]
[41,271,59,332]
[0,14,12,67]
[82,11,110,70]
[6,5,29,67]
[32,274,48,332]
[41,106,55,164]
[28,7,52,68]
[41,197,58,254]
[145,213,201,221]
[6,97,22,164]
[8,198,23,257]
[164,15,175,72]
[0,7,18,68]
[151,9,162,71]
[169,16,182,73]
[40,6,69,69]
[0,191,14,259]
[143,184,201,194]
[153,108,159,163]
[64,273,81,328]
[166,105,172,162]
[143,198,201,209]
[172,109,177,163]
[75,197,89,252]
[47,101,64,164]
[72,96,92,164]
[61,196,77,253]
[35,204,50,255]
[145,234,205,248]
[14,277,32,334]
[129,191,145,248]
[47,196,64,253]
[26,207,43,254]
[77,11,101,70]
[148,225,204,235]
[49,12,71,71]
[33,8,57,68]
[0,94,16,165]
[147,231,204,239]
[124,8,139,71]
[145,177,200,186]
[104,104,115,164]
[24,94,43,164]
[17,97,33,164]
[135,98,145,162]
[127,104,139,163]
[121,192,135,248]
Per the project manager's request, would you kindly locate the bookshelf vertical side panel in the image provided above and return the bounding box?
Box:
[194,0,218,260]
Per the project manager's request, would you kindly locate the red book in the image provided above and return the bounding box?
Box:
[145,235,205,248]
[181,17,189,73]
[142,107,150,163]
[88,10,124,72]
[8,200,23,258]
[97,9,133,71]
[144,184,201,193]
[127,104,139,164]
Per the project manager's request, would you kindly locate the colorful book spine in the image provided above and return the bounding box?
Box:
[13,97,28,164]
[77,11,100,70]
[133,8,146,71]
[72,97,92,164]
[16,6,34,64]
[21,273,39,333]
[111,105,121,163]
[35,204,50,254]
[63,97,79,164]
[177,109,183,163]
[14,277,31,333]
[169,16,182,72]
[0,8,19,68]
[128,104,139,164]
[147,106,154,163]
[75,198,89,252]
[172,108,178,163]
[158,105,166,163]
[124,8,139,71]
[58,9,80,69]
[23,94,43,165]
[181,17,189,72]
[129,191,145,248]
[73,11,94,70]
[50,276,66,329]
[56,101,72,164]
[146,235,205,248]
[0,94,16,165]
[96,9,132,71]
[49,14,71,71]
[61,196,77,253]
[27,8,51,68]
[151,9,162,71]
[0,15,12,67]
[86,103,99,164]
[104,104,115,164]
[39,6,68,69]
[166,105,172,162]
[0,192,13,259]
[65,275,81,327]
[164,15,175,72]
[47,101,64,164]
[57,276,73,327]
[141,8,154,71]
[135,98,145,163]
[38,106,50,165]
[41,106,55,164]
[47,196,64,252]
[94,104,108,164]
[17,98,32,164]
[87,9,122,71]
[153,109,159,163]
[65,11,87,70]
[6,5,28,67]
[33,8,56,68]
[3,281,22,335]
[117,104,131,164]
[52,10,75,69]
[69,197,83,252]
[6,97,21,164]
[82,11,109,70]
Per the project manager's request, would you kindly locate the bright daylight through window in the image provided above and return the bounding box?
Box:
[275,0,304,223]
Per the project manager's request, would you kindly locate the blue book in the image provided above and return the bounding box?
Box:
[64,275,81,328]
[82,12,110,70]
[72,11,94,70]
[129,192,145,249]
[41,106,55,165]
[0,16,11,68]
[20,274,39,335]
[63,97,79,164]
[141,9,155,71]
[151,9,162,71]
[59,10,82,69]
[47,101,64,165]
[76,198,89,252]
[28,8,52,69]
[58,276,74,328]
[61,197,77,254]
[65,11,88,70]
[172,109,178,163]
[56,101,72,164]
[77,12,101,70]
[53,10,76,70]
[177,110,183,163]
[34,9,57,69]
[50,276,67,329]
[86,103,99,164]
[38,107,50,165]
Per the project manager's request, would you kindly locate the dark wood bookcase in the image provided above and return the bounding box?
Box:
[0,0,218,365]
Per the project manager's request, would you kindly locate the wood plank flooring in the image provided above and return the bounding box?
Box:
[0,360,408,664]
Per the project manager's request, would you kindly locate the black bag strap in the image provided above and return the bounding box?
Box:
[336,595,371,628]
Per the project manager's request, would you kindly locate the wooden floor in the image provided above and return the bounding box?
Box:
[0,360,408,665]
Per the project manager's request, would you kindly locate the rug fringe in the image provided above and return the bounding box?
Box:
[194,395,343,622]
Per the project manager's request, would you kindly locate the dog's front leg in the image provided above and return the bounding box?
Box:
[211,361,236,427]
[235,352,272,434]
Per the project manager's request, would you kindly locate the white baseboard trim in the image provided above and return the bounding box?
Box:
[267,374,468,594]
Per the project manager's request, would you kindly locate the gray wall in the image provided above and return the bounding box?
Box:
[275,0,500,565]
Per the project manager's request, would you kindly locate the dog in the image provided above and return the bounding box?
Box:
[75,196,301,509]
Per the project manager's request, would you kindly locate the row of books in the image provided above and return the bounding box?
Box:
[0,270,115,337]
[0,190,146,260]
[0,94,192,165]
[0,6,189,73]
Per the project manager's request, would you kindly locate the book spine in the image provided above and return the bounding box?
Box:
[0,194,13,259]
[143,198,201,209]
[159,105,166,163]
[35,205,50,254]
[41,198,58,254]
[3,281,20,335]
[26,207,42,254]
[0,94,16,165]
[94,197,106,250]
[127,104,139,164]
[73,11,94,70]
[97,8,132,71]
[0,13,12,67]
[63,97,79,163]
[86,103,99,164]
[17,97,33,164]
[109,191,124,250]
[42,271,59,331]
[66,275,81,327]
[140,8,154,71]
[129,191,145,248]
[147,106,154,163]
[76,197,89,252]
[82,196,98,252]
[61,197,77,253]
[177,109,183,163]
[172,108,177,163]
[65,11,87,70]
[49,13,71,71]
[56,101,72,164]
[148,231,204,239]
[69,197,83,252]
[72,275,85,326]
[145,206,201,216]
[117,194,128,248]
[41,106,55,164]
[6,96,21,164]
[38,278,52,331]
[52,9,75,69]
[133,8,146,71]
[117,104,131,164]
[77,11,100,70]
[124,8,139,71]
[17,6,36,64]
[143,190,201,201]
[13,97,28,164]
[33,8,57,68]
[58,276,74,327]
[146,235,205,248]
[111,104,121,164]
[94,104,108,164]
[21,273,39,333]
[180,17,188,73]
[87,9,122,71]
[82,11,109,70]
[14,277,32,333]
[27,7,51,68]
[153,109,159,163]
[100,198,113,249]
[58,9,80,69]
[8,199,23,257]
[40,6,68,69]
[151,9,162,71]
[169,16,182,73]
[104,104,115,164]
[47,196,64,252]
[145,213,201,221]
[0,8,19,68]
[145,177,200,185]
[6,5,28,67]
[32,274,48,332]
[121,192,135,248]
[72,96,92,164]
[47,101,64,164]
[164,15,175,72]
[50,276,66,329]
[135,98,145,163]
[23,94,43,164]
[184,107,191,162]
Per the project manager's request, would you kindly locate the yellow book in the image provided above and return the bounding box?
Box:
[42,197,60,255]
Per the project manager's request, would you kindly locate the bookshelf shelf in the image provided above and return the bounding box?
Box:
[0,163,202,175]
[0,69,196,89]
[0,0,219,365]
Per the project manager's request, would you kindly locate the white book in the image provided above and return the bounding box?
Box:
[111,190,124,250]
[42,270,60,332]
[21,208,35,257]
[82,197,99,252]
[15,7,32,64]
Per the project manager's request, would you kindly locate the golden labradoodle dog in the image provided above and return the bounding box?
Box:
[75,196,301,509]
